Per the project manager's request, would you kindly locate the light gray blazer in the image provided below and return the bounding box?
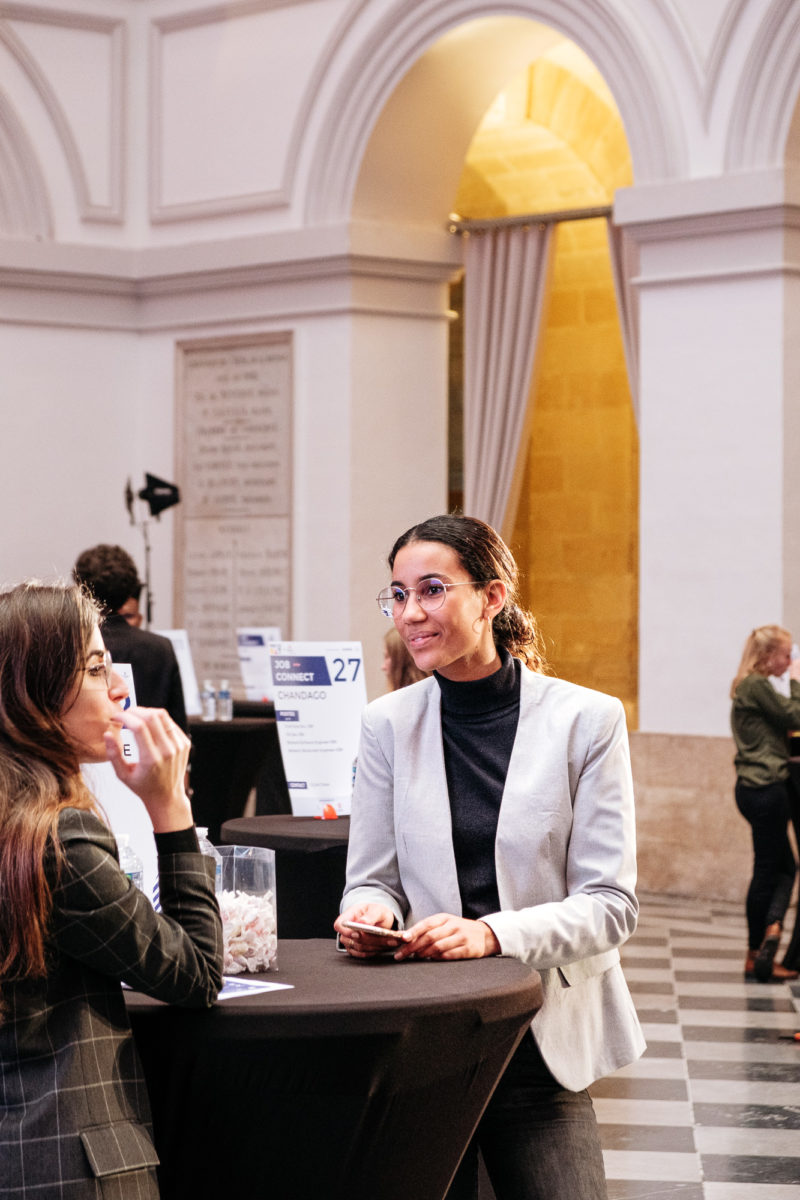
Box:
[342,667,646,1091]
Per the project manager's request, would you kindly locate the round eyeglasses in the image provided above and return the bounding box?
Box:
[376,578,492,618]
[83,649,114,687]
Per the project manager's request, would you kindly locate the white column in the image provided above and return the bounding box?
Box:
[291,225,459,701]
[616,171,800,736]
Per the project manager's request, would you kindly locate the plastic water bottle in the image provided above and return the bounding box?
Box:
[200,680,217,721]
[118,834,143,891]
[196,826,223,894]
[217,679,233,722]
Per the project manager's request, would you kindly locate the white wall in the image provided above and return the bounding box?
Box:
[1,0,800,722]
[617,170,800,734]
[0,323,146,581]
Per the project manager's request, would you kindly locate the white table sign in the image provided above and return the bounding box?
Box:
[237,626,282,701]
[267,641,366,816]
[82,762,159,909]
[155,628,201,715]
[113,663,139,763]
[82,668,155,907]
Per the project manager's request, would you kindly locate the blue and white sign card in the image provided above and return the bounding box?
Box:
[237,626,282,701]
[83,664,162,907]
[155,629,201,716]
[267,641,366,816]
[113,662,138,763]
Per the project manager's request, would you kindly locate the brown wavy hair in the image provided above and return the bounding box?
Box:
[388,514,548,672]
[0,582,100,997]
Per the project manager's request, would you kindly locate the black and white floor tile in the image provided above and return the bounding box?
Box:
[596,892,800,1199]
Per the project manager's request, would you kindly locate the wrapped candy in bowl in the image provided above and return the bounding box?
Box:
[217,845,277,973]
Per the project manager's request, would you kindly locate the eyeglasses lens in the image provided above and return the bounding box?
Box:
[376,579,447,617]
[416,580,446,610]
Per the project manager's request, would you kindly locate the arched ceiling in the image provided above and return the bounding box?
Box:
[352,16,566,224]
[454,41,632,219]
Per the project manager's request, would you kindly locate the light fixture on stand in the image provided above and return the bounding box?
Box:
[124,474,181,627]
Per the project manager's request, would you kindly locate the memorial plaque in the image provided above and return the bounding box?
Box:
[175,334,291,692]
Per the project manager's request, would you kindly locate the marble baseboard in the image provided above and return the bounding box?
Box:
[630,732,751,905]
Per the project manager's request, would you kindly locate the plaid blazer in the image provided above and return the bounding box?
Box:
[0,807,223,1198]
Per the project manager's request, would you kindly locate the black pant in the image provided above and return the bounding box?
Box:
[735,779,797,949]
[778,774,800,968]
[444,1032,607,1200]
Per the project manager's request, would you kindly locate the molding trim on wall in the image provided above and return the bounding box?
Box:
[0,227,461,331]
[147,0,366,224]
[615,169,800,230]
[0,86,52,238]
[613,174,800,287]
[726,0,800,171]
[701,0,751,128]
[636,0,705,120]
[656,0,756,134]
[0,5,125,224]
[147,0,323,35]
[633,262,800,291]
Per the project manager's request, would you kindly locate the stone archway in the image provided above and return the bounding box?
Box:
[449,45,638,719]
[304,0,685,227]
[308,7,644,715]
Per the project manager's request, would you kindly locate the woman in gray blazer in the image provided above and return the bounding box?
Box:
[335,515,644,1200]
[0,582,223,1198]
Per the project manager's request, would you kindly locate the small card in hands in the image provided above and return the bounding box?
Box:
[340,920,407,939]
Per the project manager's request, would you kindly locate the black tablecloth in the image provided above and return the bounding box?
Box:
[126,939,542,1200]
[189,714,290,841]
[221,814,349,939]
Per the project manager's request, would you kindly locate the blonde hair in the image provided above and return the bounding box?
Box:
[730,624,792,697]
[383,627,427,691]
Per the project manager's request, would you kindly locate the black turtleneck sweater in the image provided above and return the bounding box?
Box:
[434,650,521,919]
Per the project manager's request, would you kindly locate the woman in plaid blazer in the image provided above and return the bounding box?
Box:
[0,582,224,1198]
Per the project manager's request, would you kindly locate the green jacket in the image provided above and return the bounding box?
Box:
[731,674,800,787]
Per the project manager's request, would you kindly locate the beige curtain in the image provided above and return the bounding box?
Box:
[463,223,554,529]
[606,220,640,425]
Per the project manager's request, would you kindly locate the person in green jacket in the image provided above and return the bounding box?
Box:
[731,625,800,982]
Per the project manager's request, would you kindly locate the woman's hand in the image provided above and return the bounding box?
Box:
[334,903,408,957]
[105,707,193,833]
[393,913,500,961]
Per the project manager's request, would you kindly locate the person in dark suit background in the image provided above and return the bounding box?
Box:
[73,544,188,731]
[0,581,222,1198]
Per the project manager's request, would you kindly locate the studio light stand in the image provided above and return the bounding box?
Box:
[125,474,181,627]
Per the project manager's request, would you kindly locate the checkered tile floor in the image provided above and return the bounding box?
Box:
[596,892,800,1199]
